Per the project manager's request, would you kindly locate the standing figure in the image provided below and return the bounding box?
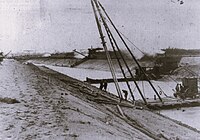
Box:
[122,90,128,100]
[99,81,104,90]
[180,84,184,93]
[175,84,180,92]
[103,80,108,91]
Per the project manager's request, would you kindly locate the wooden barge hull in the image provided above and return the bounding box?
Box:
[85,77,148,84]
[147,98,200,110]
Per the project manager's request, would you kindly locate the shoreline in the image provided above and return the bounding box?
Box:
[1,59,200,139]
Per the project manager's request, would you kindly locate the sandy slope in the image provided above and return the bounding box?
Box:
[0,59,200,140]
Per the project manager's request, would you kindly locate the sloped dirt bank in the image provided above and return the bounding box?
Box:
[1,59,200,139]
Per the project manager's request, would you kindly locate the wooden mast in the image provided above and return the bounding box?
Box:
[91,0,123,99]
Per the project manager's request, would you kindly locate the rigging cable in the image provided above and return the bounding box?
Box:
[105,30,136,101]
[157,85,176,99]
[183,66,199,77]
[95,0,149,104]
[98,1,162,102]
[106,15,200,98]
[93,0,137,101]
[104,18,146,56]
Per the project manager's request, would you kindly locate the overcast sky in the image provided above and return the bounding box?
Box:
[0,0,200,55]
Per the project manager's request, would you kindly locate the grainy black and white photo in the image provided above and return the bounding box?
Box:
[0,0,200,139]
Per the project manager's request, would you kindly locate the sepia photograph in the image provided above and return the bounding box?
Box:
[0,0,200,139]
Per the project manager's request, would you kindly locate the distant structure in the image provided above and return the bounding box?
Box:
[87,47,130,59]
[50,52,75,59]
[161,48,200,57]
[154,48,200,74]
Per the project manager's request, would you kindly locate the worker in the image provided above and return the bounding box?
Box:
[99,81,104,90]
[175,83,180,92]
[103,80,108,91]
[180,84,184,93]
[179,84,187,100]
[122,90,128,100]
[135,68,140,76]
[154,95,156,100]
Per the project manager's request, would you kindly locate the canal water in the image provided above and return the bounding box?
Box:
[160,107,200,131]
[45,65,200,131]
[46,65,176,100]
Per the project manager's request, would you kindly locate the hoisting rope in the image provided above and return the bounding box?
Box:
[182,66,199,77]
[91,0,122,99]
[105,12,195,99]
[167,75,179,84]
[104,18,146,56]
[105,17,181,96]
[116,29,146,56]
[107,13,200,98]
[157,85,176,99]
[157,85,168,97]
[98,1,162,103]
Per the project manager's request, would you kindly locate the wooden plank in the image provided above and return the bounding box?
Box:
[85,77,145,84]
[147,98,200,110]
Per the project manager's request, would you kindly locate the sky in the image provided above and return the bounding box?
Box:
[0,0,200,55]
